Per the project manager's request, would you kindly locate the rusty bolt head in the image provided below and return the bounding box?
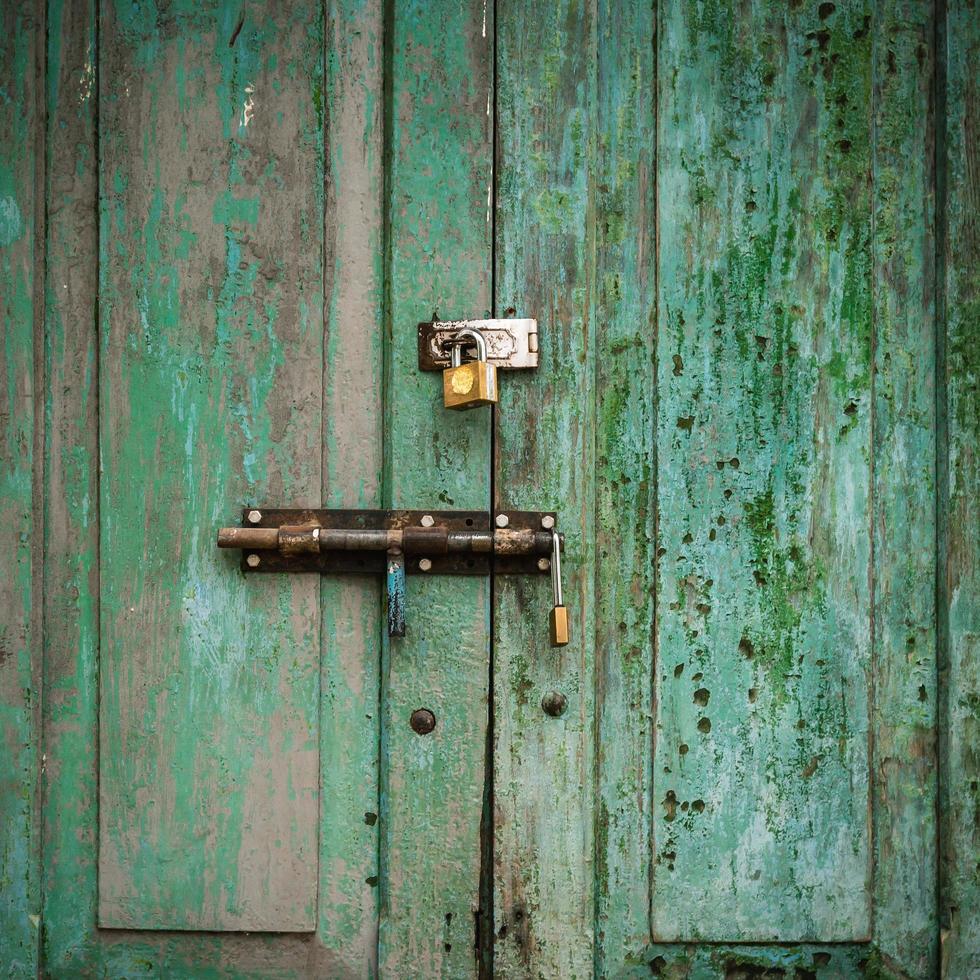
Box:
[537,557,551,572]
[410,708,436,735]
[246,553,261,569]
[541,691,567,717]
[420,514,435,527]
[541,515,555,529]
[247,509,262,524]
[418,558,433,572]
[495,513,510,528]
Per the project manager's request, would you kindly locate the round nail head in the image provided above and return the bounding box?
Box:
[538,557,551,572]
[542,691,567,717]
[410,708,437,735]
[247,509,262,524]
[495,514,510,528]
[541,515,555,529]
[418,558,433,572]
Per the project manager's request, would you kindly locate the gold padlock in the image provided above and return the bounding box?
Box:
[443,328,498,410]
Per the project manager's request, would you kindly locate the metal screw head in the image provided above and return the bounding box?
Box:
[495,513,510,528]
[410,708,436,735]
[418,558,433,572]
[420,514,435,527]
[541,691,567,717]
[246,553,261,569]
[541,515,555,529]
[537,557,551,572]
[247,509,262,524]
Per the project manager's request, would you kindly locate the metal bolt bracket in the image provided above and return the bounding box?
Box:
[418,318,539,371]
[217,509,562,639]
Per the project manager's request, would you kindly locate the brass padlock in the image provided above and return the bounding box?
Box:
[443,328,498,410]
[549,529,570,646]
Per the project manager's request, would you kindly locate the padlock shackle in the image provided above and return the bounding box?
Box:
[448,327,488,368]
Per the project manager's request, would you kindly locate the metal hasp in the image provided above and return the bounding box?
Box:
[217,509,562,638]
[418,318,539,371]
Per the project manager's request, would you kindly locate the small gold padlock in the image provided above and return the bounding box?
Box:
[549,529,570,647]
[443,328,498,410]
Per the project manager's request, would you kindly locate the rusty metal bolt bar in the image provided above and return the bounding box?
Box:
[217,524,555,560]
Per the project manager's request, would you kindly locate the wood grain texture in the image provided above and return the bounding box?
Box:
[40,0,102,969]
[0,2,41,975]
[654,0,875,943]
[593,0,657,971]
[379,0,493,974]
[871,1,939,975]
[97,0,324,930]
[493,0,597,974]
[317,0,385,972]
[940,0,980,974]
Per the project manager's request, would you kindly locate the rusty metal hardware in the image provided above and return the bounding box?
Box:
[548,529,570,647]
[443,328,498,410]
[418,318,538,371]
[217,509,563,638]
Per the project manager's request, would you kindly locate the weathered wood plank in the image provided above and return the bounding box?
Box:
[317,0,385,971]
[871,2,939,975]
[379,0,493,973]
[654,0,873,941]
[593,0,657,971]
[97,0,323,930]
[940,0,980,973]
[493,0,597,973]
[0,2,41,974]
[40,0,101,969]
[626,941,872,978]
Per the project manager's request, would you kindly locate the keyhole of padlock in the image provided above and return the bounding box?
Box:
[442,328,499,410]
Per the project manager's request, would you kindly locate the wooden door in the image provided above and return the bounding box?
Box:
[1,0,977,977]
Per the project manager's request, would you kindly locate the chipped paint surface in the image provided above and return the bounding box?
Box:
[940,0,980,975]
[0,5,40,977]
[3,0,975,975]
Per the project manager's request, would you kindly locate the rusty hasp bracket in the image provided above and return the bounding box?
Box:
[417,318,538,371]
[216,509,562,639]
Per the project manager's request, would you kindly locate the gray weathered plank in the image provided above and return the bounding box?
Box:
[871,1,939,975]
[97,0,323,930]
[0,2,41,975]
[940,0,980,973]
[317,0,385,971]
[654,0,873,941]
[379,0,493,974]
[493,0,597,974]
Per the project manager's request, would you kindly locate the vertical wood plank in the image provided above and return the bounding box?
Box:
[593,0,657,970]
[940,0,980,972]
[0,2,41,974]
[493,0,597,973]
[871,1,939,975]
[317,0,385,971]
[379,0,493,973]
[98,0,323,930]
[654,0,873,941]
[40,0,101,968]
